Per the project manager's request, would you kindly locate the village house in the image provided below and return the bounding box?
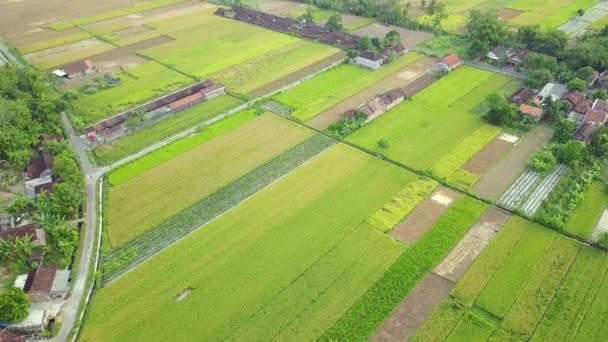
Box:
[53,59,95,79]
[508,48,530,68]
[537,82,568,102]
[7,309,47,334]
[441,53,463,72]
[20,265,71,302]
[354,51,386,70]
[25,152,53,180]
[597,71,608,90]
[379,88,406,111]
[511,87,539,106]
[573,99,608,143]
[0,223,46,247]
[356,88,406,122]
[519,104,545,121]
[486,46,517,64]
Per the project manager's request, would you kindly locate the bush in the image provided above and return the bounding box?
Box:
[0,288,30,323]
[378,138,390,149]
[528,149,557,174]
[567,78,586,91]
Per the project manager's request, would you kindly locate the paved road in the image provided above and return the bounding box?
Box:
[54,114,102,342]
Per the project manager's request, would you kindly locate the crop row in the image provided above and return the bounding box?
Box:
[102,133,335,283]
[321,196,487,340]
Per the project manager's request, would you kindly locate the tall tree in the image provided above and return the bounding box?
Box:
[325,13,343,32]
[465,10,509,57]
[0,288,30,323]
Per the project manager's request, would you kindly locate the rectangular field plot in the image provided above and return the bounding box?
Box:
[73,61,195,125]
[273,53,424,121]
[106,113,312,247]
[82,144,418,341]
[413,216,608,341]
[564,181,608,239]
[347,66,510,172]
[507,0,598,28]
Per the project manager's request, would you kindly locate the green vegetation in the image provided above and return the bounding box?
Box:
[93,95,242,165]
[322,196,488,340]
[418,35,469,57]
[344,17,376,31]
[447,312,495,341]
[348,66,510,171]
[107,109,257,185]
[47,21,75,30]
[274,53,423,121]
[412,299,467,341]
[70,0,189,27]
[32,42,115,70]
[508,0,598,28]
[83,144,416,341]
[72,61,194,125]
[0,288,30,323]
[563,181,608,239]
[107,114,312,247]
[17,31,92,54]
[367,178,438,232]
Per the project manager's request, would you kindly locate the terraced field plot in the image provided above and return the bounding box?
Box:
[273,52,424,121]
[106,113,312,247]
[83,144,419,341]
[414,216,608,341]
[72,60,195,125]
[347,66,510,175]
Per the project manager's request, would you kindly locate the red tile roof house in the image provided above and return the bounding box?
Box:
[54,59,96,79]
[573,105,608,143]
[561,91,586,108]
[519,104,545,121]
[441,53,463,72]
[511,87,538,106]
[23,265,70,302]
[25,152,53,180]
[0,223,47,247]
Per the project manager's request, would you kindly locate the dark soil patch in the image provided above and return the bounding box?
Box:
[371,272,454,342]
[462,136,513,175]
[403,73,438,98]
[499,8,524,21]
[390,187,460,244]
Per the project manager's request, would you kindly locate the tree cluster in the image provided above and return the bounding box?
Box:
[358,30,400,51]
[328,110,368,138]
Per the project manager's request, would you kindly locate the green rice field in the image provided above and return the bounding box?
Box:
[507,0,598,28]
[73,61,194,125]
[17,30,92,54]
[347,66,511,171]
[414,216,608,341]
[93,95,243,165]
[106,113,312,247]
[273,52,423,121]
[82,143,418,341]
[563,181,608,240]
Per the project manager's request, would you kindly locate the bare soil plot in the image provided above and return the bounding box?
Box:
[371,273,455,342]
[317,14,369,27]
[390,186,460,244]
[499,8,524,20]
[257,0,309,17]
[354,23,434,46]
[462,135,514,175]
[472,125,553,200]
[402,73,439,98]
[111,25,153,38]
[306,56,437,130]
[433,207,510,282]
[23,37,111,64]
[249,50,346,97]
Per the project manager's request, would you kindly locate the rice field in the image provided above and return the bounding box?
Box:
[106,113,312,247]
[17,31,92,54]
[273,52,424,121]
[414,216,608,341]
[347,66,511,172]
[507,0,598,28]
[563,181,608,239]
[82,143,419,341]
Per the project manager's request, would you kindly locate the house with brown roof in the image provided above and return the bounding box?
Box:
[486,46,517,63]
[561,91,585,107]
[23,265,70,302]
[573,101,608,143]
[574,121,597,143]
[379,88,405,112]
[53,59,95,79]
[597,71,608,90]
[509,48,530,68]
[354,51,387,70]
[25,152,53,179]
[0,223,46,247]
[511,87,538,106]
[519,104,545,120]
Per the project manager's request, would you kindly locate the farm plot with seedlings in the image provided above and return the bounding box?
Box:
[558,1,608,36]
[507,0,599,28]
[273,53,424,121]
[106,113,312,248]
[83,144,418,341]
[93,95,243,165]
[414,216,608,342]
[72,61,194,125]
[347,66,511,175]
[564,181,608,239]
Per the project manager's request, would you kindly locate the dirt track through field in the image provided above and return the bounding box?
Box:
[433,207,510,282]
[371,273,454,342]
[306,56,437,130]
[390,186,460,244]
[472,125,553,200]
[463,135,514,175]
